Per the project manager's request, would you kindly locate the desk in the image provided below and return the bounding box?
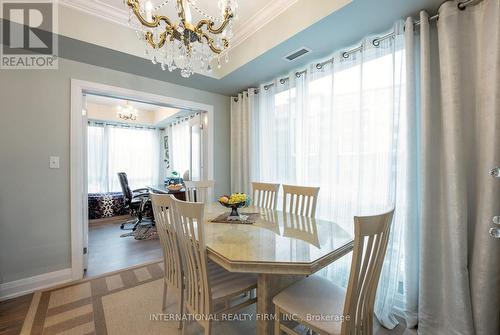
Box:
[147,185,186,201]
[203,203,354,335]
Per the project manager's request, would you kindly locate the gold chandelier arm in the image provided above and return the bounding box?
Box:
[200,33,228,54]
[127,0,173,28]
[196,10,233,34]
[145,31,168,48]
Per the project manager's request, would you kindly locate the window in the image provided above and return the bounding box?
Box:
[87,122,161,193]
[169,114,206,181]
[256,43,408,306]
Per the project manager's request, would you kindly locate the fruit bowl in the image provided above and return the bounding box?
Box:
[167,183,183,191]
[218,193,250,220]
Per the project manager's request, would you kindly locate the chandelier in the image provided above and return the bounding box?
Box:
[126,0,238,78]
[117,101,138,120]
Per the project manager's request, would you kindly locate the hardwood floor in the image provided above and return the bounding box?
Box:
[86,218,163,277]
[0,293,33,335]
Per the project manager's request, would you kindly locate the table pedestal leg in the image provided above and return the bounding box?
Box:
[256,274,305,335]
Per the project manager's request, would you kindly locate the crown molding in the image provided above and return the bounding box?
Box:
[59,0,299,49]
[229,0,299,49]
[59,0,129,27]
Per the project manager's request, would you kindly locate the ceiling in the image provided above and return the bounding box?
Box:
[67,0,282,28]
[87,94,163,112]
[59,0,300,52]
[57,0,444,96]
[97,0,276,36]
[58,0,350,78]
[86,94,196,126]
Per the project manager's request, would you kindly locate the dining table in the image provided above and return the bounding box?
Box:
[203,203,354,335]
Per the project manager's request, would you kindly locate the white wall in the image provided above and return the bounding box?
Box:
[0,58,230,284]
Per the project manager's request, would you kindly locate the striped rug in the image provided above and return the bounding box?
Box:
[19,261,255,335]
[20,261,411,335]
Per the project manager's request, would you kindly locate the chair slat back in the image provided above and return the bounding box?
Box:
[170,196,212,316]
[150,194,183,291]
[252,182,280,209]
[282,185,320,217]
[341,209,395,335]
[184,180,215,203]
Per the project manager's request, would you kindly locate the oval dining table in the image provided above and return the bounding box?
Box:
[202,203,354,335]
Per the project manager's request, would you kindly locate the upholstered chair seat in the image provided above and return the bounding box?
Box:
[273,275,346,334]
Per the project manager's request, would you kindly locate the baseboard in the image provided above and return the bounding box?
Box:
[0,268,73,301]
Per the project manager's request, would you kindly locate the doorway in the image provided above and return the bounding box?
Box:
[70,80,214,280]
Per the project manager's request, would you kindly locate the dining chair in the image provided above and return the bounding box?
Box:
[252,182,280,209]
[170,196,258,335]
[184,180,215,203]
[282,184,320,218]
[150,194,184,329]
[273,209,395,335]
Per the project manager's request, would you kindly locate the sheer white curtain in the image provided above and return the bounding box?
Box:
[87,124,108,193]
[87,122,161,193]
[170,120,190,176]
[230,89,258,194]
[417,1,500,334]
[255,23,418,328]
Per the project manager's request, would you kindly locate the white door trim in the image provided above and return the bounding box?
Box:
[70,79,215,280]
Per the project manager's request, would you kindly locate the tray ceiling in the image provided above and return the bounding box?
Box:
[57,0,352,79]
[60,0,298,49]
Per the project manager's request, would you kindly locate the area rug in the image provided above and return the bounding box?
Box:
[120,224,158,240]
[210,212,260,224]
[20,262,409,335]
[20,262,255,335]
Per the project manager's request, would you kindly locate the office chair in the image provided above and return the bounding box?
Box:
[117,172,153,230]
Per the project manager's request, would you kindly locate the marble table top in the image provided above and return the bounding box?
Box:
[204,203,354,275]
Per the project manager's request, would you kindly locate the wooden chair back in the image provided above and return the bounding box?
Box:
[251,182,280,209]
[150,194,183,292]
[282,184,320,217]
[184,180,215,203]
[170,196,212,317]
[341,209,395,335]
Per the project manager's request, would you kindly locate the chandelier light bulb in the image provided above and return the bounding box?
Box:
[145,1,153,21]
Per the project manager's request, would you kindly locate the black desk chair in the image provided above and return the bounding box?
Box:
[117,172,153,230]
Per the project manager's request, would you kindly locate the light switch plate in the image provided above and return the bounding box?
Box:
[49,156,60,169]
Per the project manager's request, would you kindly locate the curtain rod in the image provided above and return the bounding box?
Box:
[233,0,478,102]
[88,120,158,130]
[169,112,200,126]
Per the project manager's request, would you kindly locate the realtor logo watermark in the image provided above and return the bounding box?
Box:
[1,0,58,69]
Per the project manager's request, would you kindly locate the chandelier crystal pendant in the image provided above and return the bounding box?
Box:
[126,0,238,78]
[117,101,139,121]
